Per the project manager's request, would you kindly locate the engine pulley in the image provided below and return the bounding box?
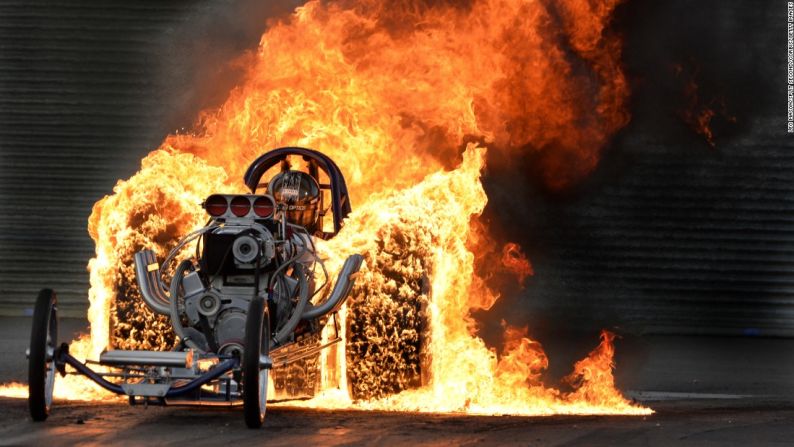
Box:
[232,235,260,264]
[197,291,222,317]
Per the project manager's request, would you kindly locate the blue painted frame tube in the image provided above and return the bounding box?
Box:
[164,359,236,397]
[60,351,238,399]
[61,352,124,394]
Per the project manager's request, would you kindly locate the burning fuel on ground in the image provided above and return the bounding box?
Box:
[1,0,651,415]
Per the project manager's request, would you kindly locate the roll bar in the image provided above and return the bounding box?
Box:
[243,147,352,236]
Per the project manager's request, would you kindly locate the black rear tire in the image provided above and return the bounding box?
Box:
[243,297,270,429]
[29,289,58,422]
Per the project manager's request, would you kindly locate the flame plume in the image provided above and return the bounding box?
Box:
[1,0,651,415]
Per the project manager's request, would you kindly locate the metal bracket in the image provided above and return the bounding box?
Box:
[55,343,69,376]
[122,383,172,397]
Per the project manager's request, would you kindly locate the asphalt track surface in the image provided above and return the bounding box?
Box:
[1,317,793,446]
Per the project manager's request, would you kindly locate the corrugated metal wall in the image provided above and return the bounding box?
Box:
[499,2,792,337]
[506,123,794,337]
[0,1,790,336]
[0,1,196,316]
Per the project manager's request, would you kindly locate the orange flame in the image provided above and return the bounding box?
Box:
[564,330,631,409]
[496,322,548,389]
[675,62,736,148]
[501,242,534,286]
[1,0,651,415]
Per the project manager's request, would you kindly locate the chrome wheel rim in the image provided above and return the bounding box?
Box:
[259,368,268,416]
[44,310,56,409]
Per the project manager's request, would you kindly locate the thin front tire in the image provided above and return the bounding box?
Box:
[243,297,270,428]
[29,289,58,422]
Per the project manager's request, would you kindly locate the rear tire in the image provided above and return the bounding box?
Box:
[243,297,270,429]
[29,289,58,422]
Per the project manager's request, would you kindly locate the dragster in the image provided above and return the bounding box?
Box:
[27,147,363,428]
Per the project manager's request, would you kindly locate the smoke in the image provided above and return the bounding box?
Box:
[156,0,304,132]
[479,0,784,354]
[616,0,779,142]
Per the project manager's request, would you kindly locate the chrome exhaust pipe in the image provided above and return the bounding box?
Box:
[273,264,311,346]
[134,249,171,316]
[99,350,193,368]
[301,254,364,320]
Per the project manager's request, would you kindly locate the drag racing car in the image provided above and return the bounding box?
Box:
[27,147,364,428]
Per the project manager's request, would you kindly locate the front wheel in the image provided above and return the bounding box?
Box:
[28,289,58,421]
[243,297,270,428]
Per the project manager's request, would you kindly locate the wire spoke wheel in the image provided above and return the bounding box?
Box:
[28,289,58,421]
[243,297,270,428]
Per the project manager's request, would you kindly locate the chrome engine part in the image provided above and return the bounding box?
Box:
[134,193,362,357]
[215,309,246,354]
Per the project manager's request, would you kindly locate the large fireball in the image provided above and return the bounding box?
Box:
[1,0,650,415]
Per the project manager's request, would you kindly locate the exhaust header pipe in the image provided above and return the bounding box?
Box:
[134,249,171,316]
[302,254,364,320]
